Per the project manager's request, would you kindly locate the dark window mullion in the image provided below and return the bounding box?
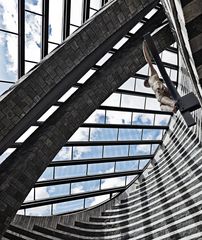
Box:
[82,0,90,23]
[18,0,25,78]
[63,0,71,39]
[42,0,49,58]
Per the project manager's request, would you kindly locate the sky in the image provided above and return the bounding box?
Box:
[0,0,175,216]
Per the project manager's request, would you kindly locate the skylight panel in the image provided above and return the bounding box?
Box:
[25,11,42,62]
[78,69,96,84]
[0,0,18,32]
[0,31,18,82]
[70,0,83,26]
[15,126,38,143]
[113,37,128,50]
[58,87,78,102]
[96,52,113,66]
[129,22,143,34]
[0,148,16,164]
[145,8,157,19]
[25,0,42,14]
[37,105,59,121]
[48,0,63,44]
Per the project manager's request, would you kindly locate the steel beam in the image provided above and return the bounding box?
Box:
[21,186,126,208]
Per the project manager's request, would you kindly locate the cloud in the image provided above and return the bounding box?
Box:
[0,0,18,32]
[0,1,18,82]
[89,194,110,206]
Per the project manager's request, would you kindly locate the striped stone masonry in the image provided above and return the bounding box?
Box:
[181,0,202,85]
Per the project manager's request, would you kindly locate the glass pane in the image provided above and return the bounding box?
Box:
[0,148,16,164]
[129,22,143,34]
[25,0,42,14]
[15,126,38,143]
[90,128,118,141]
[53,147,72,161]
[55,165,86,178]
[113,37,128,50]
[151,144,159,154]
[78,69,96,84]
[38,167,54,181]
[104,145,128,158]
[85,194,109,208]
[70,25,78,34]
[0,82,13,95]
[53,199,84,214]
[136,64,149,75]
[0,0,18,32]
[73,146,102,160]
[69,127,89,141]
[170,69,178,82]
[119,77,135,91]
[126,175,135,185]
[35,184,70,200]
[162,50,177,65]
[142,129,162,140]
[145,8,157,19]
[25,12,42,62]
[0,31,18,81]
[121,95,145,109]
[155,114,170,125]
[135,78,153,94]
[90,0,102,10]
[102,93,121,107]
[85,110,105,124]
[145,98,161,111]
[38,106,59,122]
[88,162,114,175]
[129,144,151,156]
[48,0,63,43]
[101,176,125,189]
[118,129,142,140]
[26,205,51,216]
[24,189,34,202]
[139,159,150,169]
[70,0,83,26]
[48,42,58,53]
[96,53,113,66]
[58,87,78,102]
[71,180,100,194]
[106,111,132,124]
[116,160,139,172]
[25,61,36,73]
[89,8,97,17]
[132,113,154,125]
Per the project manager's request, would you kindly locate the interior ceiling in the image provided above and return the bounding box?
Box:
[0,0,178,216]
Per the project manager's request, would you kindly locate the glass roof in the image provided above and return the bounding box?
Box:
[0,0,178,216]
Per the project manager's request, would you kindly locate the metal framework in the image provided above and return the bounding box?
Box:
[0,0,178,217]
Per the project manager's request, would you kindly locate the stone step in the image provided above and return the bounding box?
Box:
[3,230,33,240]
[8,224,60,240]
[33,225,73,240]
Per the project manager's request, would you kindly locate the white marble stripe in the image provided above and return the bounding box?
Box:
[69,206,202,239]
[145,131,198,183]
[82,189,202,227]
[139,136,199,185]
[178,232,202,240]
[99,161,202,217]
[117,147,202,207]
[152,130,197,174]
